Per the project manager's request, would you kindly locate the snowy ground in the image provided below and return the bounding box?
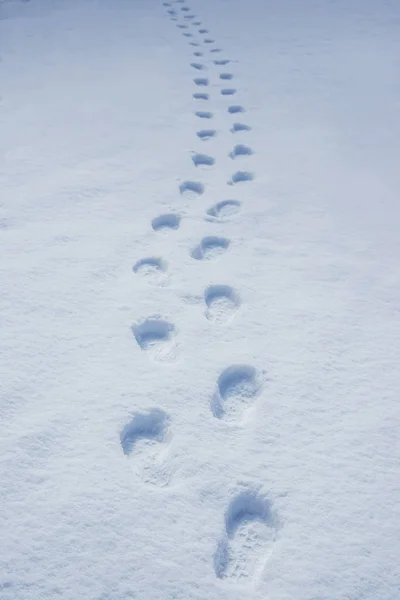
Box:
[1,0,400,598]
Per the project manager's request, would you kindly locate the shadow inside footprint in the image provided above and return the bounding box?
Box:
[190,62,206,70]
[180,180,205,195]
[192,153,215,167]
[197,129,217,140]
[151,213,180,231]
[220,73,233,80]
[229,171,254,184]
[229,144,254,159]
[206,199,241,221]
[221,88,236,96]
[193,92,209,100]
[133,257,167,284]
[211,364,261,421]
[195,111,213,119]
[191,236,230,260]
[230,122,252,133]
[194,78,209,86]
[120,408,170,456]
[228,105,245,114]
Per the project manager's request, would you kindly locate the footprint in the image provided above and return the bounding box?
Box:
[167,9,176,15]
[197,129,217,141]
[191,62,206,70]
[228,105,245,114]
[211,48,222,53]
[132,317,178,362]
[206,200,241,221]
[133,257,167,285]
[204,285,240,323]
[193,51,203,57]
[230,122,252,133]
[199,28,208,33]
[191,236,230,260]
[181,5,189,10]
[193,21,201,25]
[214,490,279,582]
[193,92,209,100]
[229,171,254,184]
[183,33,193,37]
[180,180,205,195]
[184,15,195,20]
[192,153,215,167]
[220,73,234,80]
[221,88,236,96]
[214,59,230,65]
[120,408,171,486]
[190,42,200,47]
[151,213,180,231]
[177,24,188,28]
[204,38,215,44]
[210,365,262,421]
[229,144,254,159]
[195,111,213,119]
[194,78,209,86]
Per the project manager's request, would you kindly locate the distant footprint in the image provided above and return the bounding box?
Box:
[194,77,209,86]
[192,153,215,167]
[177,24,187,28]
[183,33,193,37]
[133,257,167,285]
[184,15,195,20]
[193,51,203,57]
[229,144,254,159]
[231,122,252,133]
[120,408,171,486]
[214,490,279,582]
[221,88,236,96]
[181,5,189,10]
[191,62,206,70]
[180,180,205,195]
[220,73,233,80]
[151,213,180,231]
[206,200,241,222]
[193,21,201,25]
[228,105,245,114]
[211,48,222,53]
[199,28,208,33]
[197,129,217,140]
[229,171,254,184]
[204,38,215,44]
[191,236,230,260]
[132,316,178,362]
[195,111,213,119]
[214,59,230,65]
[204,285,240,323]
[190,42,200,47]
[211,364,262,422]
[193,92,209,100]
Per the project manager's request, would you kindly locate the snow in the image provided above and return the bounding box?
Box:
[1,0,400,598]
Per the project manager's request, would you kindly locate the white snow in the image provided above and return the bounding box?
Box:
[1,0,400,598]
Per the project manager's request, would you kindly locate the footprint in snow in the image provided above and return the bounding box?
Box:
[204,38,215,44]
[194,77,209,86]
[132,317,178,362]
[221,88,236,96]
[192,153,215,167]
[214,59,230,65]
[231,122,252,133]
[193,51,203,57]
[228,171,254,185]
[210,364,263,422]
[151,213,180,231]
[195,111,213,119]
[204,285,240,323]
[193,92,209,100]
[180,180,204,195]
[133,257,167,285]
[214,490,279,582]
[191,62,206,70]
[220,73,234,80]
[191,236,230,260]
[206,199,241,221]
[197,129,216,140]
[229,144,254,159]
[120,408,171,486]
[228,105,245,114]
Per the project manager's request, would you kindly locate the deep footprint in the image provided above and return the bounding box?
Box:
[214,490,278,581]
[120,408,171,486]
[191,236,230,260]
[132,317,177,362]
[180,180,205,195]
[214,59,230,65]
[221,88,236,96]
[211,364,262,421]
[190,62,206,70]
[229,171,254,184]
[192,153,215,167]
[206,199,241,221]
[151,213,180,231]
[193,51,203,57]
[195,111,213,119]
[220,73,234,80]
[231,122,252,133]
[228,105,245,114]
[194,78,209,86]
[193,92,209,100]
[229,144,254,159]
[197,129,217,140]
[133,257,167,285]
[204,285,240,323]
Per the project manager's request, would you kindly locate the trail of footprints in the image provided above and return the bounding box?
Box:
[124,0,278,587]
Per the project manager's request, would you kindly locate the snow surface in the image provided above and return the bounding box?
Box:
[1,0,400,598]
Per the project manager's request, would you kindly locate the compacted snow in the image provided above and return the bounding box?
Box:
[1,0,400,598]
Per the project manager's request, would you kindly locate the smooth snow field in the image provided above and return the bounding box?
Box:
[1,0,400,598]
